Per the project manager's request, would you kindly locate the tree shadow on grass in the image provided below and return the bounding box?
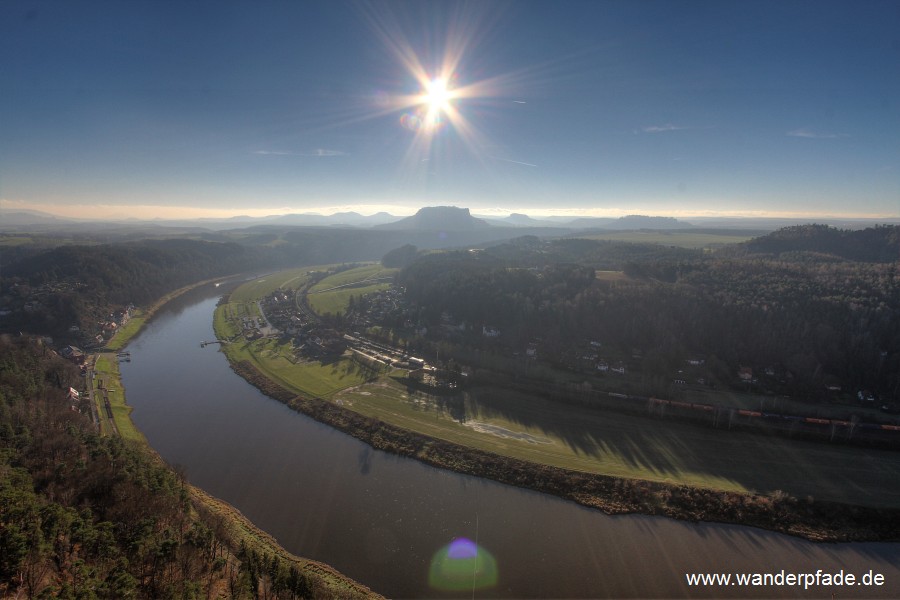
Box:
[319,355,343,366]
[453,385,900,506]
[385,375,468,421]
[368,375,900,506]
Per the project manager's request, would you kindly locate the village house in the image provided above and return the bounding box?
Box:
[60,345,86,364]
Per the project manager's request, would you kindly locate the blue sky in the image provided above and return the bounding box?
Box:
[1,0,898,219]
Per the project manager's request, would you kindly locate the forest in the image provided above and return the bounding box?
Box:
[394,225,900,401]
[1,240,272,338]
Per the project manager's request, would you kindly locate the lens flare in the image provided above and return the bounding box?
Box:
[428,537,498,592]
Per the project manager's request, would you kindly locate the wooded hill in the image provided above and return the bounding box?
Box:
[2,240,270,338]
[393,225,900,401]
[735,223,900,262]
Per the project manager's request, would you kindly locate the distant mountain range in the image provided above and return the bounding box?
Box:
[502,213,553,227]
[1,209,70,226]
[2,207,897,233]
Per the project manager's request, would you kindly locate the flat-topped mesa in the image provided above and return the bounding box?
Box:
[376,206,492,231]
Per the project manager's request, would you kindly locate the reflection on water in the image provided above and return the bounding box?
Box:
[120,283,900,598]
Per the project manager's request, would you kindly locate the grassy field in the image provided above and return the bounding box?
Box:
[308,264,391,291]
[307,265,397,316]
[105,309,148,351]
[595,270,629,282]
[223,336,370,398]
[572,230,757,249]
[226,264,393,314]
[0,234,34,246]
[216,267,376,399]
[330,377,900,508]
[228,268,314,303]
[219,271,379,400]
[213,303,241,339]
[94,354,147,444]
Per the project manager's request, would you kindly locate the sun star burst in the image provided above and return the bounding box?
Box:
[424,77,453,113]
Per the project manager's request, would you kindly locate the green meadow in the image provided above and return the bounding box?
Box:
[215,266,381,400]
[571,230,757,249]
[224,336,369,398]
[0,234,35,246]
[94,354,146,444]
[307,265,397,316]
[228,268,315,303]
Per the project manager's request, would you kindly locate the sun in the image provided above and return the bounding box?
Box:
[423,77,453,113]
[415,76,458,131]
[358,4,519,152]
[357,1,530,161]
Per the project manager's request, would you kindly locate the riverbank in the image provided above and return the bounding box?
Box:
[189,484,382,599]
[228,358,900,543]
[92,352,146,443]
[106,275,235,351]
[98,286,383,598]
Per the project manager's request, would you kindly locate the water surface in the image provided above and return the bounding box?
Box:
[119,284,900,598]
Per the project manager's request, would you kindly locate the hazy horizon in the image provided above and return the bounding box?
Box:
[2,1,898,222]
[4,199,900,224]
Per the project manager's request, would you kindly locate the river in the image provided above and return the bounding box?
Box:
[118,282,900,598]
